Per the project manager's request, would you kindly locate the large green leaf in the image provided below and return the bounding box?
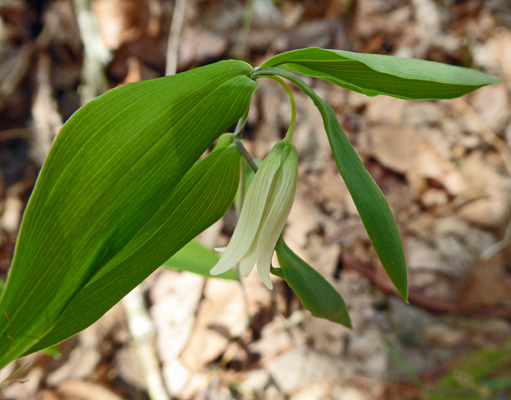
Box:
[259,48,499,100]
[163,239,237,281]
[272,238,351,327]
[0,60,257,366]
[25,134,243,355]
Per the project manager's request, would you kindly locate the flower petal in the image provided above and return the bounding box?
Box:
[257,258,274,289]
[210,142,283,275]
[240,242,256,277]
[255,144,298,288]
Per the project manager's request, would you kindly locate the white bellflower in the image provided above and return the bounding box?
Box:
[210,141,298,289]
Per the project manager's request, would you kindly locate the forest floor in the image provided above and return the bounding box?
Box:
[0,0,510,399]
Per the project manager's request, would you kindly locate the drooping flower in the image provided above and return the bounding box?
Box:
[210,140,298,289]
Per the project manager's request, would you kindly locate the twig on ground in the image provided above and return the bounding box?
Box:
[450,98,511,258]
[123,286,171,400]
[0,129,32,141]
[451,98,511,177]
[72,0,111,104]
[165,0,187,76]
[0,362,32,398]
[481,220,511,259]
[0,44,35,113]
[342,254,511,319]
[31,52,63,165]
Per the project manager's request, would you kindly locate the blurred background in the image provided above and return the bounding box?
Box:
[0,0,510,399]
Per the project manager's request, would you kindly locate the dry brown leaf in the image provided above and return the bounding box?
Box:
[459,250,511,309]
[177,27,227,69]
[471,83,510,134]
[366,125,467,196]
[92,0,149,50]
[473,29,511,84]
[149,270,203,364]
[456,151,510,229]
[180,279,246,369]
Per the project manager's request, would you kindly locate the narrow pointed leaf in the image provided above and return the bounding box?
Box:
[0,60,257,366]
[163,239,237,281]
[316,99,408,301]
[273,238,351,328]
[25,134,243,355]
[260,48,499,100]
[252,68,408,302]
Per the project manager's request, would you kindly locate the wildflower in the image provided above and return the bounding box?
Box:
[210,141,298,289]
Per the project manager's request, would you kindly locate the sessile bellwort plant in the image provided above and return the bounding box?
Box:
[0,48,499,368]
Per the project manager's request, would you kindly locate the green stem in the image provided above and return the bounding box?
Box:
[267,76,297,143]
[237,158,246,209]
[231,107,258,172]
[233,136,258,173]
[234,69,308,177]
[233,109,249,139]
[253,67,323,107]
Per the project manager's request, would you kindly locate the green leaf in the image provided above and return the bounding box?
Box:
[163,239,237,281]
[259,47,499,100]
[273,237,351,328]
[253,68,408,301]
[317,100,408,301]
[0,60,257,366]
[25,134,244,355]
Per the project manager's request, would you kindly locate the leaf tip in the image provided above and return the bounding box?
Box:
[398,284,409,304]
[337,309,352,329]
